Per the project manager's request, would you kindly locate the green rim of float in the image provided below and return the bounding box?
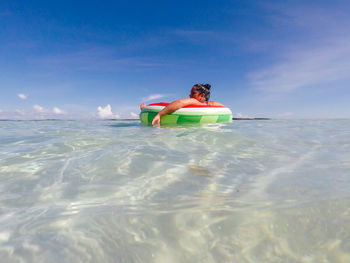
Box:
[140,103,233,125]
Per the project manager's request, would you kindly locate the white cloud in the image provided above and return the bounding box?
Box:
[172,30,215,39]
[141,94,166,102]
[53,107,65,114]
[18,94,27,100]
[33,104,45,113]
[265,2,350,35]
[97,104,120,119]
[33,105,66,115]
[33,48,166,73]
[247,2,350,97]
[278,112,294,118]
[235,112,253,119]
[15,109,26,116]
[130,112,139,118]
[0,109,26,120]
[248,37,350,94]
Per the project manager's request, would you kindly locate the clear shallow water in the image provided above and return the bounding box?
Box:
[0,119,350,263]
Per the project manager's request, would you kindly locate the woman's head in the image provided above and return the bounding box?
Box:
[190,83,211,102]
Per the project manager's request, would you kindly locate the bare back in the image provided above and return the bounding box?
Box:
[207,101,224,106]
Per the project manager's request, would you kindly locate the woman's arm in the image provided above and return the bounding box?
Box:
[151,98,205,126]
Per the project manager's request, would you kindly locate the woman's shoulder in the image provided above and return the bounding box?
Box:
[208,101,224,106]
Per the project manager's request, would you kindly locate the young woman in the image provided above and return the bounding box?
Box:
[140,83,223,126]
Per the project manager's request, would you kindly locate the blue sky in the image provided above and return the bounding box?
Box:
[1,0,349,119]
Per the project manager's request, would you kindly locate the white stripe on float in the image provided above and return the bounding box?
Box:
[144,106,232,113]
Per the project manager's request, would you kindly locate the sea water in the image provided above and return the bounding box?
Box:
[0,120,349,263]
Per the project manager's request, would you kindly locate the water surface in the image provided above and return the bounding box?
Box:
[1,120,350,262]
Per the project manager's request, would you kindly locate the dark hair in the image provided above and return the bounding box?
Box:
[194,83,211,101]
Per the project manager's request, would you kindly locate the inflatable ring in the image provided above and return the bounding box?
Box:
[140,103,232,125]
